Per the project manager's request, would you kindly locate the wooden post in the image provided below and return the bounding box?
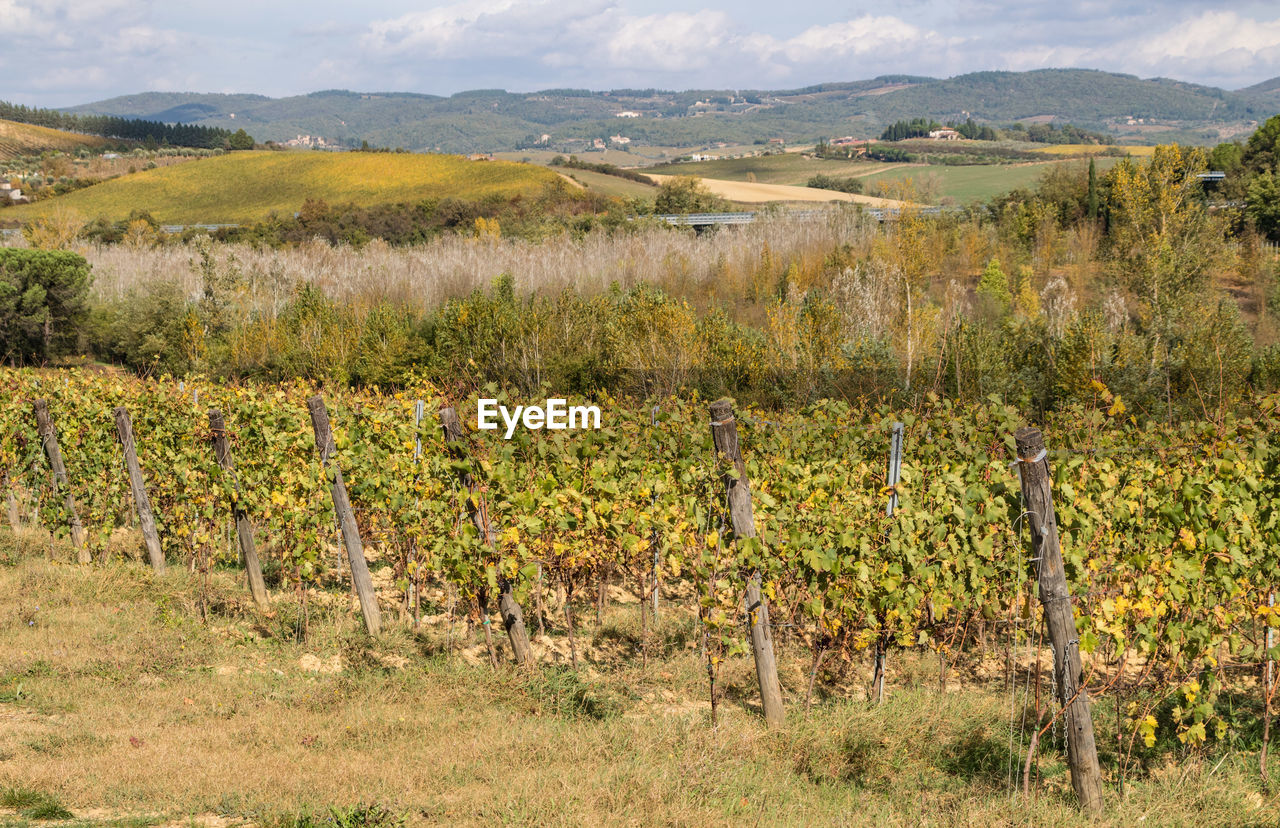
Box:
[4,472,20,530]
[439,406,534,667]
[1013,426,1104,815]
[410,399,424,628]
[873,421,904,704]
[208,409,269,609]
[307,395,381,636]
[113,406,165,572]
[709,398,784,728]
[651,404,661,621]
[33,399,88,562]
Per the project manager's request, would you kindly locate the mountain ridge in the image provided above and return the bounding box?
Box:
[63,69,1280,155]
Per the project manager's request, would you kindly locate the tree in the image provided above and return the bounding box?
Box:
[1242,113,1280,177]
[227,129,255,151]
[976,257,1012,315]
[653,176,728,214]
[1240,115,1280,238]
[0,248,93,363]
[1103,144,1219,384]
[1246,171,1280,240]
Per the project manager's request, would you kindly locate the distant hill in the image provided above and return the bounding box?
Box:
[0,119,116,160]
[5,150,560,224]
[1239,77,1280,110]
[64,69,1280,155]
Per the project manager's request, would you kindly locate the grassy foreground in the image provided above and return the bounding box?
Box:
[0,530,1275,827]
[6,151,560,225]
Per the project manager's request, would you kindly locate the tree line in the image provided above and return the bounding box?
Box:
[879,117,1108,144]
[0,100,250,150]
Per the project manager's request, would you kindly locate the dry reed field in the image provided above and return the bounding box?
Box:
[78,212,882,313]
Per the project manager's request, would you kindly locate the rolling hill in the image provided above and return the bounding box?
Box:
[0,119,116,160]
[1239,76,1280,111]
[64,70,1280,154]
[5,150,561,224]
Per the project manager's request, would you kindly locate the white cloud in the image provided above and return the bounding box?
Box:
[1004,11,1280,87]
[600,10,733,71]
[358,4,955,85]
[1,0,192,99]
[4,1,1280,106]
[778,17,947,61]
[363,0,614,59]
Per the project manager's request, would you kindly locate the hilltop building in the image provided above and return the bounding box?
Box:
[829,137,870,155]
[928,128,961,140]
[283,134,338,149]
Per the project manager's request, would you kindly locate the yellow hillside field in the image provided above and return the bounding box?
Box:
[0,118,114,159]
[8,150,561,224]
[1029,143,1156,157]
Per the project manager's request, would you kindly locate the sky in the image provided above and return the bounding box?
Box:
[2,0,1280,106]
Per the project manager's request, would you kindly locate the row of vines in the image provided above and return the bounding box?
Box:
[2,368,1280,761]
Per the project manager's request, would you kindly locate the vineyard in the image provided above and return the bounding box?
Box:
[3,150,562,225]
[3,367,1280,813]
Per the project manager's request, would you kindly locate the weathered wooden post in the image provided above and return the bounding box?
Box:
[410,399,425,628]
[4,471,21,530]
[307,395,381,636]
[113,407,165,572]
[439,405,534,667]
[651,404,661,621]
[1013,426,1104,815]
[33,399,88,562]
[709,398,785,728]
[872,421,905,704]
[208,409,269,608]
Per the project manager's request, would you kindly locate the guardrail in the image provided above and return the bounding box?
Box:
[159,224,241,233]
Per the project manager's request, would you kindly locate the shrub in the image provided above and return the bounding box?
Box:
[0,247,92,363]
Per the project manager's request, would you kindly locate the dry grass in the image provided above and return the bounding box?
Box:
[78,212,881,313]
[1,531,1277,826]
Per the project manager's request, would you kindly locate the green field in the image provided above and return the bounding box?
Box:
[8,150,561,224]
[555,167,658,200]
[858,159,1122,203]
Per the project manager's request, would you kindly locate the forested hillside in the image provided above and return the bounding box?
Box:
[62,70,1280,154]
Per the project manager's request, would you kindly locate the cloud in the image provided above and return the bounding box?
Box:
[3,1,1280,106]
[1003,11,1280,87]
[600,10,734,71]
[778,17,948,61]
[363,0,614,59]
[357,3,955,88]
[1,0,194,100]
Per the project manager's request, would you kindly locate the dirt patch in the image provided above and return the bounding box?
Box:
[298,654,342,674]
[645,173,915,207]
